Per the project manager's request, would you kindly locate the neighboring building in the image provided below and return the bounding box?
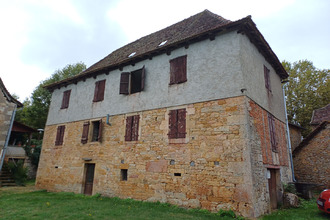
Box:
[288,123,303,152]
[293,105,330,188]
[0,77,23,170]
[36,10,292,218]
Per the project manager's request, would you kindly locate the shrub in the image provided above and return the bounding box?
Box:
[7,160,28,186]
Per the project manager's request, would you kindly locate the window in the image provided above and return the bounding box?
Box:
[81,120,102,144]
[264,65,271,93]
[91,120,102,142]
[125,115,140,141]
[268,114,277,152]
[55,125,65,146]
[121,169,128,181]
[119,66,145,95]
[61,90,71,109]
[169,55,187,85]
[93,79,106,102]
[168,109,186,139]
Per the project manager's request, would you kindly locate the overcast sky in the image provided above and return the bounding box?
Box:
[1,0,329,101]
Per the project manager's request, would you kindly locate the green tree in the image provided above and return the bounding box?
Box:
[282,60,330,136]
[16,62,86,130]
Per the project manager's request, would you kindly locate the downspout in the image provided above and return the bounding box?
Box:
[0,105,17,172]
[281,81,296,182]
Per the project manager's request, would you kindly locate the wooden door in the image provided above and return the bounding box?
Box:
[84,163,95,195]
[268,169,277,209]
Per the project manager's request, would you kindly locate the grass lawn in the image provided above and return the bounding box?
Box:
[0,184,329,220]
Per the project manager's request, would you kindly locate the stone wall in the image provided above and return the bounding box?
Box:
[36,96,290,218]
[289,125,302,152]
[0,94,15,150]
[293,124,330,188]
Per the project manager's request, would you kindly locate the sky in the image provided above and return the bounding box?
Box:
[1,0,329,101]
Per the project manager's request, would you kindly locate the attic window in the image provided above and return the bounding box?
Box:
[128,52,136,58]
[158,40,167,47]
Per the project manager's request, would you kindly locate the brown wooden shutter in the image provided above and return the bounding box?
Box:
[81,122,90,144]
[97,119,102,142]
[93,81,100,102]
[178,56,187,83]
[131,115,140,141]
[169,59,177,85]
[264,65,270,92]
[168,110,178,139]
[268,114,277,152]
[125,116,133,141]
[98,80,105,101]
[120,72,130,94]
[141,66,145,91]
[61,90,71,109]
[177,108,186,138]
[55,125,65,145]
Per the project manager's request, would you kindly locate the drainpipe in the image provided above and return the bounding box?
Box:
[0,105,17,172]
[281,81,296,182]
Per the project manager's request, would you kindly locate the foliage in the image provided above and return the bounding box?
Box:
[217,209,242,219]
[282,60,329,137]
[7,160,28,186]
[283,183,297,194]
[15,62,86,131]
[24,139,42,168]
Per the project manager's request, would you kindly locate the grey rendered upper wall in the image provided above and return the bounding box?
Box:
[238,33,286,122]
[46,31,285,125]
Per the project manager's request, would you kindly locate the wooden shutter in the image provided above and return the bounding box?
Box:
[81,122,90,144]
[168,110,178,139]
[98,80,105,101]
[131,115,140,141]
[97,119,102,142]
[141,66,145,91]
[178,56,187,83]
[61,90,71,109]
[120,72,130,94]
[177,109,186,138]
[169,59,177,85]
[268,114,277,152]
[264,65,270,92]
[55,125,65,145]
[93,81,100,102]
[125,116,133,141]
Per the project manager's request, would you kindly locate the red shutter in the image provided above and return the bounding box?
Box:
[268,114,277,152]
[93,81,100,102]
[98,119,103,142]
[141,66,145,91]
[125,116,133,141]
[81,122,90,144]
[98,80,105,101]
[177,108,186,138]
[120,72,130,94]
[131,115,140,141]
[168,110,178,139]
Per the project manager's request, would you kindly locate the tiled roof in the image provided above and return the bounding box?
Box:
[45,10,288,91]
[0,77,23,107]
[310,104,330,125]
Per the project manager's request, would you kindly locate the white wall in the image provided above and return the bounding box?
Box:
[46,31,285,125]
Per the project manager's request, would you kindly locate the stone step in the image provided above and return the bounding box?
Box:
[1,182,17,187]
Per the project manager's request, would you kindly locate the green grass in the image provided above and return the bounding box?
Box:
[0,189,238,220]
[261,199,330,220]
[1,185,329,220]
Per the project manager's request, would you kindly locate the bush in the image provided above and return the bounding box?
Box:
[7,160,28,186]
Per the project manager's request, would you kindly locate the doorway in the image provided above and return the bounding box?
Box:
[84,163,95,195]
[267,169,278,210]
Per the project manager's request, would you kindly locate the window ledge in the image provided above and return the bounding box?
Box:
[169,138,187,144]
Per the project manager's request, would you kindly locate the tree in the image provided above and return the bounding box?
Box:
[282,60,330,136]
[16,62,86,130]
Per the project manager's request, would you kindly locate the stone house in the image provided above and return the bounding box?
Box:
[36,10,292,218]
[0,77,23,171]
[288,123,303,152]
[293,104,330,188]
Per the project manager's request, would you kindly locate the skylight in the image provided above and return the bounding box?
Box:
[158,40,167,47]
[128,52,136,58]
